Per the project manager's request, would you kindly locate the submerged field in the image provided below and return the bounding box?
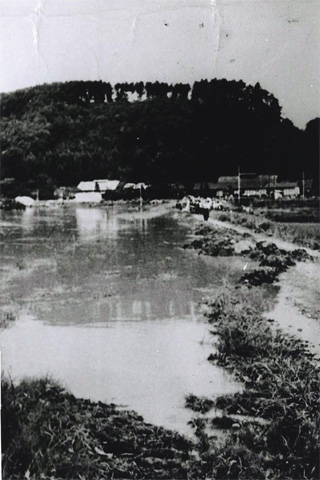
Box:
[1,205,320,479]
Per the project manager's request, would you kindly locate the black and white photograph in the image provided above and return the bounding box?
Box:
[0,1,319,479]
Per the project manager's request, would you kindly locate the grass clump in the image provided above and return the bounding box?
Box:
[185,394,214,414]
[2,377,193,479]
[217,213,231,222]
[241,241,311,286]
[274,222,320,250]
[256,220,273,232]
[205,284,320,480]
[183,224,247,257]
[0,310,16,329]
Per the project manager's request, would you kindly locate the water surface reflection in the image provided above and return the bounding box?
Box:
[0,205,240,435]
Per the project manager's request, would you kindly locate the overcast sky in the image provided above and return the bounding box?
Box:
[0,0,319,128]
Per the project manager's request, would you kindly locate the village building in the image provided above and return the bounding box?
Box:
[76,179,121,201]
[202,175,300,199]
[274,181,300,199]
[213,175,278,198]
[74,179,118,202]
[77,179,120,193]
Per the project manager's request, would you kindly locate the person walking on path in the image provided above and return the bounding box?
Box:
[200,197,211,221]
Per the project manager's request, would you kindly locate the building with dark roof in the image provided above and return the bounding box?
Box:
[194,175,300,199]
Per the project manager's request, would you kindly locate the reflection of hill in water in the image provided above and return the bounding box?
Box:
[1,205,244,436]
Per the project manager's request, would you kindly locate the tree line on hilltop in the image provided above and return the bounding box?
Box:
[1,80,319,191]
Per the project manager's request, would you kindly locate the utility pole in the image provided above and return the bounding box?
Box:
[259,174,262,198]
[237,169,257,204]
[302,171,305,199]
[237,166,241,205]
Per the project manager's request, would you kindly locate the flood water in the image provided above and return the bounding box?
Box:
[0,204,242,435]
[266,260,320,357]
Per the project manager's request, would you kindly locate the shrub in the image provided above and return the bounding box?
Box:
[257,220,272,232]
[218,213,230,222]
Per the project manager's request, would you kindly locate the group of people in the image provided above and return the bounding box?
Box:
[176,196,224,221]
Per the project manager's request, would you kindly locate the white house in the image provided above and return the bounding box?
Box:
[77,179,120,192]
[274,182,300,198]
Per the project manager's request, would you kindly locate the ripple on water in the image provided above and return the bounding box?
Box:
[1,206,243,436]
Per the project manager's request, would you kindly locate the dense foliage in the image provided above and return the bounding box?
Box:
[1,80,318,186]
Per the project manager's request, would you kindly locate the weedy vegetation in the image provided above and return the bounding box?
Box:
[274,222,320,251]
[185,394,215,414]
[200,283,320,480]
[2,377,193,480]
[0,310,17,329]
[211,205,320,251]
[181,221,319,479]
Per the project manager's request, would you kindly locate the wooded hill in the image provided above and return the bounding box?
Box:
[1,80,319,189]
